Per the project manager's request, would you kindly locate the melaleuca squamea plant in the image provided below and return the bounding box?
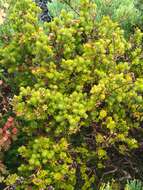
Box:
[0,0,143,189]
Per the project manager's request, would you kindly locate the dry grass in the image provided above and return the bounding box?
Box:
[0,8,6,24]
[0,2,9,25]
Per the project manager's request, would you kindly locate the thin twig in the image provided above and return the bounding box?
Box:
[62,0,80,16]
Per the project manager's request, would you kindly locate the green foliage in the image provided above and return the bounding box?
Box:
[17,137,76,189]
[48,0,143,34]
[100,180,143,190]
[0,0,40,86]
[48,0,80,18]
[125,180,143,190]
[0,0,143,189]
[100,182,113,190]
[93,0,142,33]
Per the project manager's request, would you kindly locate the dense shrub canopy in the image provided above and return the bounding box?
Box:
[0,0,143,189]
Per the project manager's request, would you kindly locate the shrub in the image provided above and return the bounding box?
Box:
[48,0,143,35]
[0,0,143,189]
